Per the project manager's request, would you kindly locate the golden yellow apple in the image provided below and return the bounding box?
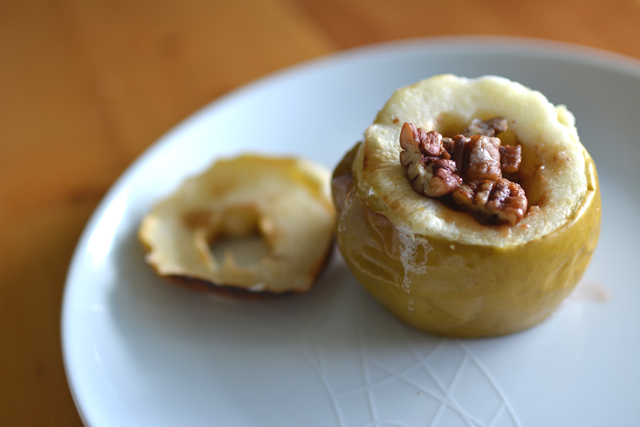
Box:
[332,75,601,337]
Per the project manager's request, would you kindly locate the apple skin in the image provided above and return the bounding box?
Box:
[332,143,601,338]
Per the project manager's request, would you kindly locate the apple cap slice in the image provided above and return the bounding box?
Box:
[140,154,335,295]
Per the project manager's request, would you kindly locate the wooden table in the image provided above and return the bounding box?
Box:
[1,1,639,425]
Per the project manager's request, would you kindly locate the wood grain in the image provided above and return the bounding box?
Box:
[300,0,640,59]
[1,1,638,425]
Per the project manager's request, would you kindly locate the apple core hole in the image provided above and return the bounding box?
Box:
[209,233,268,268]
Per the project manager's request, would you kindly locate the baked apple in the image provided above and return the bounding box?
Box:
[140,154,335,295]
[332,75,601,337]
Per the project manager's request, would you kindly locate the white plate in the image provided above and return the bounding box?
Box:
[62,37,640,427]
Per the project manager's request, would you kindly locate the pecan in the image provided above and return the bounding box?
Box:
[399,123,460,197]
[462,117,508,137]
[486,178,528,225]
[400,122,449,158]
[449,134,502,182]
[399,119,528,226]
[452,178,528,225]
[499,145,522,173]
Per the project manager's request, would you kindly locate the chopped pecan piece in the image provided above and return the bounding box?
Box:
[449,134,502,182]
[499,145,522,173]
[462,117,508,137]
[487,178,528,225]
[399,123,460,197]
[399,122,449,158]
[452,178,528,226]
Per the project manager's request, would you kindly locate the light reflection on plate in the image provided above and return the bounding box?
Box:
[62,37,640,427]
